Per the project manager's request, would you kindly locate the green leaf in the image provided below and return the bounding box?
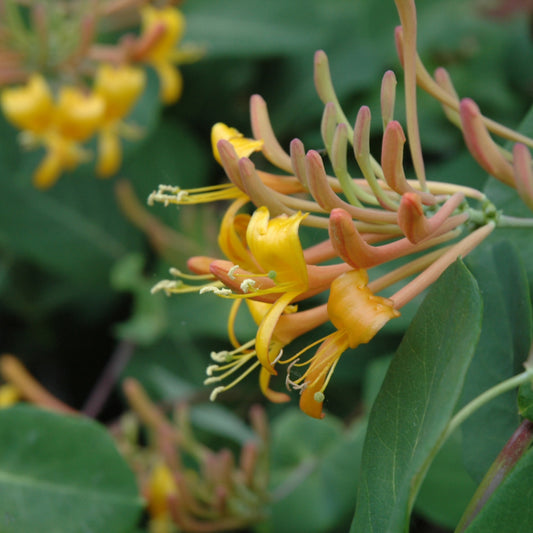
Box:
[351,260,483,533]
[189,404,255,444]
[266,409,366,533]
[0,405,142,533]
[414,431,477,529]
[184,0,332,58]
[460,241,532,481]
[483,105,533,291]
[462,446,533,533]
[111,254,168,345]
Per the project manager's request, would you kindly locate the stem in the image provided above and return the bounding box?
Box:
[407,367,533,524]
[456,419,533,532]
[497,215,533,228]
[444,368,533,441]
[81,339,135,417]
[0,354,76,414]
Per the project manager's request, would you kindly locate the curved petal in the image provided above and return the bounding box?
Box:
[327,270,399,348]
[211,123,263,165]
[97,127,121,177]
[153,61,183,104]
[246,206,308,288]
[259,366,290,403]
[299,330,349,419]
[217,197,258,271]
[256,291,300,374]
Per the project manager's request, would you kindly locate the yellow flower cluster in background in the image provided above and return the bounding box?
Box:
[0,1,202,188]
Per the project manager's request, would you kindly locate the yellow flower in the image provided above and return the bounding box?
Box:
[93,63,146,176]
[94,64,146,125]
[211,122,264,165]
[203,206,323,400]
[33,133,89,189]
[54,86,105,142]
[1,74,53,133]
[297,270,399,418]
[138,6,201,104]
[234,206,309,373]
[0,383,20,408]
[146,462,178,519]
[36,86,104,188]
[1,75,105,187]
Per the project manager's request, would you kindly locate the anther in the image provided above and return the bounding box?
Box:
[228,264,240,280]
[240,279,257,293]
[209,386,226,401]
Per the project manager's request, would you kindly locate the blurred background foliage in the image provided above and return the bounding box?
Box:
[0,0,532,531]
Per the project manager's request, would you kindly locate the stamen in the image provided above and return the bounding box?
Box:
[147,183,240,206]
[150,279,183,295]
[240,279,257,293]
[279,334,329,365]
[318,358,340,394]
[272,349,284,365]
[285,358,307,391]
[204,352,255,384]
[227,264,240,280]
[209,386,226,402]
[199,286,233,296]
[169,267,214,281]
[210,350,232,363]
[208,360,262,401]
[210,339,255,363]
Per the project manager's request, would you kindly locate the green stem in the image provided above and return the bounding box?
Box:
[407,367,533,521]
[444,368,533,441]
[456,419,533,532]
[497,215,533,228]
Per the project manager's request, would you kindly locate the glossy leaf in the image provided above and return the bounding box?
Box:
[266,409,366,533]
[351,260,483,533]
[111,254,168,345]
[0,405,142,533]
[414,431,477,529]
[460,241,532,481]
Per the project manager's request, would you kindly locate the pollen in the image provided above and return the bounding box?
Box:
[240,279,257,293]
[199,286,233,296]
[228,264,240,280]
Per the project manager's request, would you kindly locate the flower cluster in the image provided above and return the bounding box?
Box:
[119,379,269,533]
[149,0,533,418]
[0,0,201,188]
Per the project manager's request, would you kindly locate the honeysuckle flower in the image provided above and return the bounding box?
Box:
[148,0,532,421]
[211,122,264,165]
[1,1,202,188]
[93,63,146,176]
[1,75,105,187]
[121,380,270,532]
[291,270,399,419]
[0,74,53,133]
[206,297,332,404]
[210,205,310,375]
[147,124,266,207]
[134,5,201,104]
[147,463,178,520]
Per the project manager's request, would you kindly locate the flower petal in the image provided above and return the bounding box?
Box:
[246,206,308,288]
[256,291,300,374]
